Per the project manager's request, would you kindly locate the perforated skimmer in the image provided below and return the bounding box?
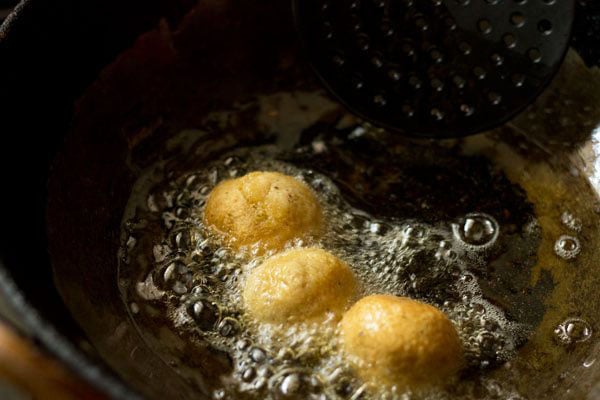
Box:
[294,0,575,138]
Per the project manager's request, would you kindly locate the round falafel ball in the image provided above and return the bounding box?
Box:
[204,171,322,253]
[243,248,357,324]
[340,295,463,390]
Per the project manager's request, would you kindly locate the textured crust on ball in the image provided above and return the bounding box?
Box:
[243,248,357,324]
[203,171,323,253]
[340,295,463,389]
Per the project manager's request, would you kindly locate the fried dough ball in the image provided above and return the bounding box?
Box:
[340,295,463,390]
[203,171,322,253]
[243,248,357,324]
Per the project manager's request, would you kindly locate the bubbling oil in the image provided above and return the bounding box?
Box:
[118,126,595,400]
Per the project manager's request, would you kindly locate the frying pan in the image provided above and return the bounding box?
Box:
[0,0,599,399]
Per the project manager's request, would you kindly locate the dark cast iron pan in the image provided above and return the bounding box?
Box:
[0,0,190,398]
[1,0,600,399]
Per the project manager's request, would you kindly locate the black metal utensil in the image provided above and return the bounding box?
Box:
[294,0,575,138]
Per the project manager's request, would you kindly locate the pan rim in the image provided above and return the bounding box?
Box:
[0,262,142,400]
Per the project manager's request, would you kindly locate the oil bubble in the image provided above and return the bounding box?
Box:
[218,317,241,337]
[554,235,581,260]
[185,174,199,188]
[554,318,592,345]
[402,224,425,239]
[276,347,295,362]
[253,377,267,390]
[237,338,251,350]
[250,347,267,363]
[368,222,382,234]
[561,211,582,232]
[242,367,256,382]
[583,356,596,368]
[172,281,188,294]
[171,230,192,251]
[279,373,303,396]
[187,299,220,330]
[155,260,193,293]
[453,213,499,249]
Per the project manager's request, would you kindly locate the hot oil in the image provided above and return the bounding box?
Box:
[118,121,599,399]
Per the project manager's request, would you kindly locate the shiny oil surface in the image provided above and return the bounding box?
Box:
[117,88,600,398]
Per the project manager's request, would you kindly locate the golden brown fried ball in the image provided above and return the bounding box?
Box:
[340,295,463,390]
[243,248,357,324]
[203,171,322,253]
